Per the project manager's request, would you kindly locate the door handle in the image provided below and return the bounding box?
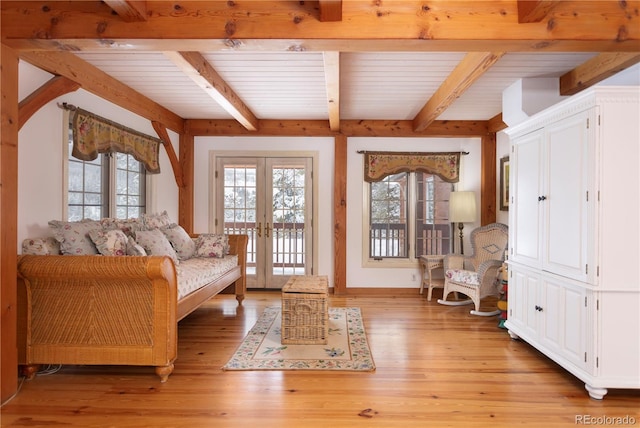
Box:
[265,222,271,238]
[256,222,262,238]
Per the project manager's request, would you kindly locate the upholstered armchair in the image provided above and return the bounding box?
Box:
[437,223,508,316]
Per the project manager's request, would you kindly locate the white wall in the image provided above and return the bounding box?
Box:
[346,137,481,289]
[17,61,179,249]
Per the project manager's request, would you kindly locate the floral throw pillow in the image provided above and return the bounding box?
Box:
[22,237,61,255]
[161,224,196,260]
[135,228,179,264]
[101,217,143,237]
[194,234,228,258]
[48,219,102,255]
[89,229,129,256]
[126,236,147,256]
[142,210,173,230]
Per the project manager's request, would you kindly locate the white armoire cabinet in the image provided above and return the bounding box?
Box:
[505,86,640,400]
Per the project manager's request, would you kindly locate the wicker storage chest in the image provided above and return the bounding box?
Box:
[281,275,329,345]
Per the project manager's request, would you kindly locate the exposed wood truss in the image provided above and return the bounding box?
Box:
[323,51,341,131]
[5,1,638,136]
[560,52,640,96]
[18,51,184,134]
[413,52,505,132]
[163,51,258,131]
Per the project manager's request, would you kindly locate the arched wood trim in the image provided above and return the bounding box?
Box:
[18,76,80,130]
[151,121,184,188]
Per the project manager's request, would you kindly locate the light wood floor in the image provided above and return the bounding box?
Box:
[1,290,638,427]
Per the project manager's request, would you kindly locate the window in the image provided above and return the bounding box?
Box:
[67,131,146,221]
[370,172,408,258]
[368,172,452,261]
[415,173,452,257]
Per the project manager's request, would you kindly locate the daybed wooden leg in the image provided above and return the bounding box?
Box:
[155,363,174,382]
[236,294,245,305]
[21,364,40,380]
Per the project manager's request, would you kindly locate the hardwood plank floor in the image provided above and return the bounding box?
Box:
[1,290,638,427]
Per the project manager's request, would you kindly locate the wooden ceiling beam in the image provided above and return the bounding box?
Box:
[517,0,560,23]
[164,51,258,131]
[4,39,636,53]
[186,119,489,138]
[319,0,342,22]
[413,52,505,132]
[103,0,148,22]
[323,51,341,132]
[2,1,638,52]
[18,51,184,134]
[487,113,507,134]
[560,52,640,96]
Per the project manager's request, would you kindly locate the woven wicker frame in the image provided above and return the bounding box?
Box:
[440,223,508,315]
[17,234,248,382]
[281,276,329,345]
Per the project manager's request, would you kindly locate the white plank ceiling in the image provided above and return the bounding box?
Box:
[72,50,599,122]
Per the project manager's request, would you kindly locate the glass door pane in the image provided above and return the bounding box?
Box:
[267,158,311,288]
[219,158,263,288]
[217,156,312,289]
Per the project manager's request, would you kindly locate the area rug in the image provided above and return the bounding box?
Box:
[222,307,375,371]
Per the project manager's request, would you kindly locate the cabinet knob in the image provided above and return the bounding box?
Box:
[534,305,544,312]
[537,195,547,202]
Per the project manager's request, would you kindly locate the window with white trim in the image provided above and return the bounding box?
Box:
[368,171,452,261]
[67,128,146,221]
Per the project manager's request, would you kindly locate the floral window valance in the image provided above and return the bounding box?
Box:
[362,151,462,183]
[70,107,161,174]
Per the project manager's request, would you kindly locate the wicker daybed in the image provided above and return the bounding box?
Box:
[17,233,248,382]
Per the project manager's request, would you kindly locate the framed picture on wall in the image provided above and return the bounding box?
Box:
[500,156,509,211]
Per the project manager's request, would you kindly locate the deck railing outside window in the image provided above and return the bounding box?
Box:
[370,223,451,258]
[224,222,305,275]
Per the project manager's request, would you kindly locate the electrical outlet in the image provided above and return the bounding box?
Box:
[411,274,417,281]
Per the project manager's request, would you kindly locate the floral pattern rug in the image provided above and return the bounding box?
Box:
[223,307,375,371]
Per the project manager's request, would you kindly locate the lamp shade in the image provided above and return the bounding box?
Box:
[449,191,476,223]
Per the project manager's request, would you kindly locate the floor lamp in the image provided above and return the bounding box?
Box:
[449,191,476,255]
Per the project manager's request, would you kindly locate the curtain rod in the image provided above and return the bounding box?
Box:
[357,150,469,155]
[58,102,77,111]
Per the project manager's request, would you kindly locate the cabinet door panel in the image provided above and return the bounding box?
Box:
[561,285,587,370]
[507,265,541,340]
[544,110,592,282]
[540,279,562,353]
[510,129,544,268]
[507,268,527,332]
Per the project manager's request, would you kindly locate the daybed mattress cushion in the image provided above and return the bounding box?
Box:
[176,255,239,300]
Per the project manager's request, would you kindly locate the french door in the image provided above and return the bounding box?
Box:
[216,156,313,289]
